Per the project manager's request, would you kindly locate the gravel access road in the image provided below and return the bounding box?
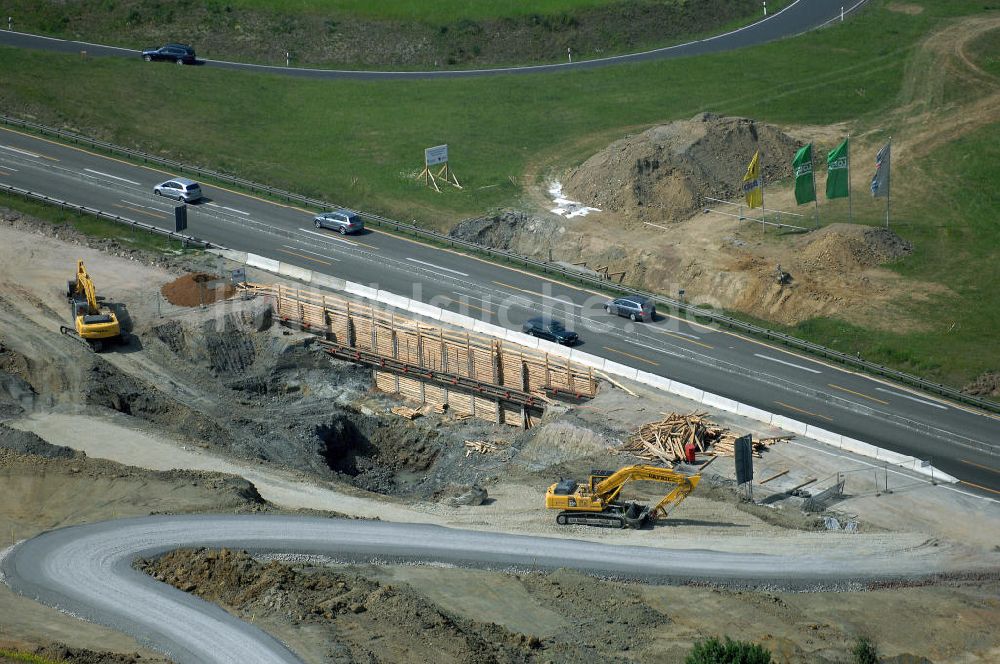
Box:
[1,514,967,664]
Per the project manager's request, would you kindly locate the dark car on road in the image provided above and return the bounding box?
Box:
[313,209,364,235]
[142,44,196,65]
[604,295,656,322]
[522,317,579,345]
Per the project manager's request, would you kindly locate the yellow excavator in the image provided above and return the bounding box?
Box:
[60,260,121,351]
[546,465,700,529]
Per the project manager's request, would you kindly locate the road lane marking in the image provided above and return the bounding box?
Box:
[754,353,822,374]
[83,168,140,185]
[959,480,1000,495]
[280,245,341,262]
[492,280,583,309]
[774,400,834,422]
[959,458,1000,475]
[406,257,469,277]
[874,387,948,410]
[296,227,379,250]
[828,383,889,405]
[603,346,659,366]
[113,203,167,219]
[653,328,715,349]
[0,144,59,161]
[443,296,491,315]
[276,248,336,265]
[206,202,250,215]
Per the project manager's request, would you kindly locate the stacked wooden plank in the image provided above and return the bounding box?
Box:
[622,412,792,464]
[464,440,504,457]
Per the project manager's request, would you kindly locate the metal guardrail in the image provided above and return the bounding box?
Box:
[2,114,996,415]
[0,182,210,248]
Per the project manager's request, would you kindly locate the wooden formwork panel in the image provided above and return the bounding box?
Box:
[423,383,447,406]
[374,370,397,393]
[254,283,596,399]
[473,396,498,421]
[447,391,473,416]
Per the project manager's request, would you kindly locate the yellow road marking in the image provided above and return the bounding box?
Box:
[774,400,834,423]
[113,203,167,220]
[828,383,889,405]
[653,328,715,350]
[443,296,491,315]
[959,458,1000,475]
[276,248,334,266]
[603,346,659,367]
[959,480,1000,495]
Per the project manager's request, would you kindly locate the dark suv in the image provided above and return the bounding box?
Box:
[142,44,196,65]
[605,295,655,322]
[522,317,579,345]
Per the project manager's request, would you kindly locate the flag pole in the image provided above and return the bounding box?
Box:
[847,134,853,223]
[885,136,892,229]
[811,147,819,227]
[760,149,766,232]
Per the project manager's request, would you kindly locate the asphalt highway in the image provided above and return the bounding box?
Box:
[0,0,869,79]
[1,127,998,495]
[0,514,971,664]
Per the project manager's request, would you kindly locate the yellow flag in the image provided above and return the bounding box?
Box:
[742,150,763,209]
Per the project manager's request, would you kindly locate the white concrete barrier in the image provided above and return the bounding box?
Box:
[209,248,248,264]
[737,403,775,424]
[247,253,280,272]
[669,380,705,403]
[838,436,883,459]
[277,262,313,283]
[702,393,741,415]
[770,415,810,436]
[310,273,347,291]
[376,290,411,312]
[405,300,443,321]
[504,331,540,349]
[601,359,637,381]
[344,281,378,300]
[539,342,573,360]
[633,371,673,393]
[439,309,475,330]
[473,320,510,339]
[805,426,844,448]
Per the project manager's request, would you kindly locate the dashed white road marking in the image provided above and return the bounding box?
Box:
[297,227,358,247]
[875,387,948,410]
[406,257,469,277]
[206,202,250,215]
[84,168,140,185]
[280,245,340,262]
[753,353,822,374]
[0,144,43,158]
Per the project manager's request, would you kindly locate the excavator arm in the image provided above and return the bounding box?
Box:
[75,260,100,314]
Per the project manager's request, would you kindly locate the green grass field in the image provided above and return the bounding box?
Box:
[220,0,632,22]
[0,0,996,388]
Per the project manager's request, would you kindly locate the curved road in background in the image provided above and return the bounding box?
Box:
[0,0,869,79]
[0,514,972,664]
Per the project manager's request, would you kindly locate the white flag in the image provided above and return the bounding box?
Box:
[871,142,890,198]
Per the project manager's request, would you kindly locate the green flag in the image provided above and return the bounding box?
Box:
[826,138,850,200]
[792,144,815,205]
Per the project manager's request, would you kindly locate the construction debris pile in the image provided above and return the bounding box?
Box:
[622,412,791,465]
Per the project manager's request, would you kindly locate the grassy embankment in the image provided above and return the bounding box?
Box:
[0,0,996,387]
[0,192,189,254]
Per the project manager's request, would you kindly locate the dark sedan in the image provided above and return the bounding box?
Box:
[142,44,196,65]
[522,317,579,346]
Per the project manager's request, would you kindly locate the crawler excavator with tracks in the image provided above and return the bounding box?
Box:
[546,465,700,529]
[60,260,121,351]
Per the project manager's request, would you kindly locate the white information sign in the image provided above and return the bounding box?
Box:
[424,144,449,166]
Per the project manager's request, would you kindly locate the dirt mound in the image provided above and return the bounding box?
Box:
[138,548,540,663]
[563,113,801,223]
[160,273,235,307]
[797,224,913,273]
[962,372,1000,398]
[0,423,75,458]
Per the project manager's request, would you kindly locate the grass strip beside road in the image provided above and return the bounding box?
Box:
[0,191,189,255]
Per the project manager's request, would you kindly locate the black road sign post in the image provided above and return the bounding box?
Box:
[734,434,754,500]
[174,204,187,233]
